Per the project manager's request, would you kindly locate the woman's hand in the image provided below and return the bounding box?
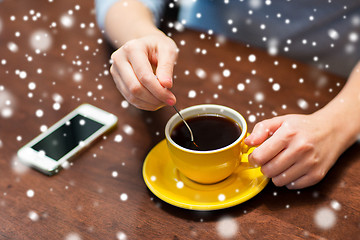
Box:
[110,33,178,111]
[244,113,343,189]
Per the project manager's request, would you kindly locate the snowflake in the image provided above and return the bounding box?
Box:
[26,189,35,198]
[29,30,52,52]
[314,207,336,230]
[254,92,264,102]
[40,125,48,132]
[53,102,61,111]
[248,0,262,9]
[195,68,206,79]
[61,161,70,169]
[237,83,245,91]
[272,83,280,91]
[216,216,238,239]
[222,69,231,78]
[35,109,44,118]
[0,88,14,118]
[248,54,256,62]
[120,193,128,201]
[112,171,118,178]
[188,90,197,98]
[64,232,82,240]
[267,38,279,56]
[121,100,129,108]
[60,14,74,28]
[248,115,256,123]
[79,119,86,126]
[28,211,39,221]
[348,32,358,42]
[18,71,27,79]
[328,29,339,40]
[7,42,18,52]
[73,72,83,82]
[218,194,226,201]
[330,200,341,211]
[28,82,36,90]
[114,134,123,143]
[123,125,134,135]
[297,99,309,110]
[176,181,184,189]
[116,232,127,240]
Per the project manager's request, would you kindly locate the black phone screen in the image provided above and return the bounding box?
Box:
[31,114,104,161]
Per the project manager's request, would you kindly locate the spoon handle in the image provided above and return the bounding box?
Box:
[173,106,194,142]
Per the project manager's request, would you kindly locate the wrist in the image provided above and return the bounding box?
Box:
[104,0,164,47]
[133,21,163,38]
[314,99,359,152]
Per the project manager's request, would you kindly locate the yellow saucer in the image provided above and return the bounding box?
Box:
[143,140,269,211]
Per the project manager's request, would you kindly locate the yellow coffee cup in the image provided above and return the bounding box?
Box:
[165,104,257,184]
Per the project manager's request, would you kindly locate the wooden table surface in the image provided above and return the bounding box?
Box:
[0,1,359,239]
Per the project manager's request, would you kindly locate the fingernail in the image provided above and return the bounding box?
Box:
[166,99,175,106]
[163,77,173,89]
[245,135,253,142]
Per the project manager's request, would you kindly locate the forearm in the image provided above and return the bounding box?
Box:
[104,0,164,48]
[315,61,360,150]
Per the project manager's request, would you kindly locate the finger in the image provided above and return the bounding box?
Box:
[260,148,297,178]
[127,48,176,105]
[115,76,165,111]
[111,59,164,106]
[244,116,286,146]
[285,173,322,189]
[111,63,165,110]
[155,41,178,89]
[286,165,328,189]
[248,123,290,167]
[115,59,164,106]
[271,159,312,187]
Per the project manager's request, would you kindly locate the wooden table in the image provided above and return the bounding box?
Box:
[0,1,359,239]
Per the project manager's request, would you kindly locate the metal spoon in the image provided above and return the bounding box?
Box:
[156,74,197,147]
[173,106,197,146]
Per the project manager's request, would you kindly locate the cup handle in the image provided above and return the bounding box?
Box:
[238,133,259,170]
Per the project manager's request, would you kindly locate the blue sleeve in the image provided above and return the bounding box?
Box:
[95,0,167,30]
[95,0,119,30]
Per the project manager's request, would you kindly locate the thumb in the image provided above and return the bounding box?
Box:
[244,116,286,146]
[155,42,178,89]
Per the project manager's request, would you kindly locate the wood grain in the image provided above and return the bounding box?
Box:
[0,0,359,239]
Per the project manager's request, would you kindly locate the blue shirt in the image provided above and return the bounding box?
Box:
[95,0,360,77]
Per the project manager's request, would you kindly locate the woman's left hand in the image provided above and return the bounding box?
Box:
[244,113,343,189]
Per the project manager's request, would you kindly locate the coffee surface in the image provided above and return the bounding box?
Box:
[170,114,241,151]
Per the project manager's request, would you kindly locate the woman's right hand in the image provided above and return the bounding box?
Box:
[110,33,178,111]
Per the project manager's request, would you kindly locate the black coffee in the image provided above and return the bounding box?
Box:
[170,114,241,151]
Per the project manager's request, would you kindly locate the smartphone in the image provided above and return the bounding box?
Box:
[17,103,118,175]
